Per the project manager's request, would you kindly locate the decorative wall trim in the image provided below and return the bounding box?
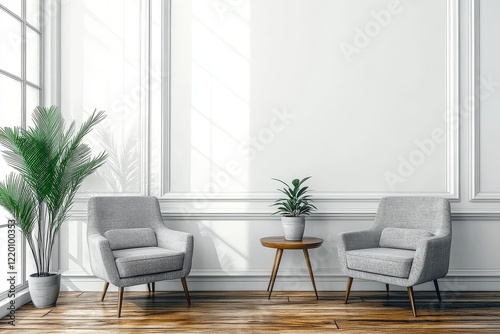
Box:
[160,0,172,196]
[159,191,458,202]
[60,268,500,292]
[446,0,461,201]
[159,210,500,222]
[142,0,152,196]
[60,268,500,278]
[65,207,500,222]
[159,0,460,203]
[469,0,500,201]
[469,0,480,201]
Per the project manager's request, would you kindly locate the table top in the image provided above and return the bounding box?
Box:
[260,236,324,249]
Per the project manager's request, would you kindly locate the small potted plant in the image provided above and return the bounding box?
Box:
[271,176,317,240]
[0,106,107,308]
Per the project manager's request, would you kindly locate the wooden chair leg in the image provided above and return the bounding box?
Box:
[385,284,389,294]
[147,283,151,293]
[181,277,191,305]
[117,287,124,318]
[344,277,353,304]
[407,286,417,317]
[151,282,155,293]
[433,279,442,302]
[101,282,109,301]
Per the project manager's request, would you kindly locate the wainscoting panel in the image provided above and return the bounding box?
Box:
[58,216,500,292]
[470,0,500,201]
[167,0,459,198]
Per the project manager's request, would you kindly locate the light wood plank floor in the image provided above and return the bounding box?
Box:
[1,290,500,333]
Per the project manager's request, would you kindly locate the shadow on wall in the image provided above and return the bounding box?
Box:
[82,129,140,193]
[164,220,253,272]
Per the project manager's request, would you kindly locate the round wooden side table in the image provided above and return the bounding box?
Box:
[260,236,324,300]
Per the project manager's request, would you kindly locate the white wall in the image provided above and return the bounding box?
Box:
[57,0,500,292]
[170,0,450,194]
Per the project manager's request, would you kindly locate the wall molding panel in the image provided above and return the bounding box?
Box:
[469,0,481,201]
[65,207,500,222]
[159,0,460,203]
[469,0,500,202]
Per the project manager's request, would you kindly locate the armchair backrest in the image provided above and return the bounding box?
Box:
[87,196,164,237]
[373,196,451,236]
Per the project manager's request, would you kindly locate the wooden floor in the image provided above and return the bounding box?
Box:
[2,290,500,333]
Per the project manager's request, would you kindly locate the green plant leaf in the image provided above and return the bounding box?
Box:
[271,176,316,217]
[0,106,107,276]
[296,186,309,199]
[0,173,37,236]
[297,176,311,187]
[271,178,290,189]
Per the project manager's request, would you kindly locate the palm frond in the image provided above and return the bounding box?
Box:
[0,173,37,236]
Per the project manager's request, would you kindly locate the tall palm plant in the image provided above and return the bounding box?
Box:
[0,106,107,277]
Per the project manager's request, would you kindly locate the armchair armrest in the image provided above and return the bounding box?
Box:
[155,226,194,276]
[337,228,380,273]
[338,229,381,252]
[87,234,121,285]
[408,235,452,286]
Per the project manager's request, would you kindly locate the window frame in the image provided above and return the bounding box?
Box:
[0,0,44,300]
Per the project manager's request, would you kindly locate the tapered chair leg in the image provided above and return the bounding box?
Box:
[101,282,109,301]
[147,283,151,293]
[181,277,191,305]
[433,279,442,302]
[407,287,417,317]
[151,282,155,293]
[117,287,124,318]
[385,284,389,294]
[344,277,353,304]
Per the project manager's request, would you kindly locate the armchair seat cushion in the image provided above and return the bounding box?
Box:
[113,247,184,278]
[346,248,415,278]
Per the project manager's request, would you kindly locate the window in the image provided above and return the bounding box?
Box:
[0,0,43,299]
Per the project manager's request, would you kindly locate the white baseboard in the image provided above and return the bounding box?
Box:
[60,269,500,292]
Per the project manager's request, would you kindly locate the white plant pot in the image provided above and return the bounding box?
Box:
[281,216,305,241]
[28,273,61,308]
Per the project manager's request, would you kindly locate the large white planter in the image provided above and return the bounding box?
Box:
[281,216,305,241]
[28,273,61,308]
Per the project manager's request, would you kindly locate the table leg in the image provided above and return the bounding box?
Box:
[268,249,283,299]
[303,249,319,300]
[267,249,280,291]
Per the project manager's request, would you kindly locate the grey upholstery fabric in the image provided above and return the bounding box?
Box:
[379,228,434,250]
[104,228,157,250]
[346,248,415,278]
[87,196,194,287]
[338,196,451,287]
[113,247,184,278]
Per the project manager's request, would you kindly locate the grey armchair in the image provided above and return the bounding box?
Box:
[338,196,451,317]
[87,196,194,317]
